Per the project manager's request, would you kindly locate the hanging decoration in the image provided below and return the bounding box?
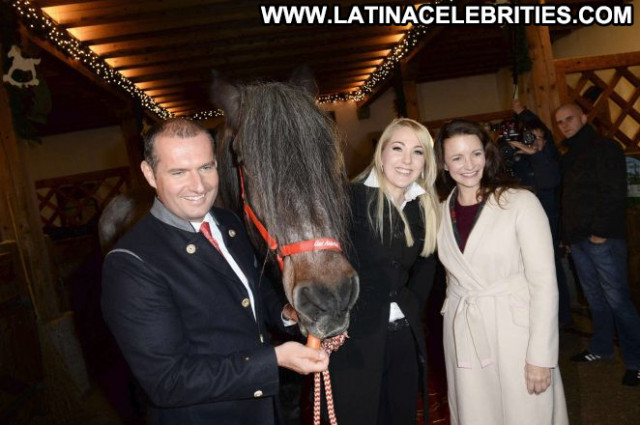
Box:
[504,0,532,97]
[3,45,41,88]
[8,0,171,120]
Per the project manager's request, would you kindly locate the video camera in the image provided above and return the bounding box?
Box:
[493,119,536,176]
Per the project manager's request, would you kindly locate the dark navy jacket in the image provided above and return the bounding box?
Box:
[102,198,285,425]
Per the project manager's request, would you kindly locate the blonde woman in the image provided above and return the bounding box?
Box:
[329,118,440,425]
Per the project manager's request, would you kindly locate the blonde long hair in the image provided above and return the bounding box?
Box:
[354,118,440,256]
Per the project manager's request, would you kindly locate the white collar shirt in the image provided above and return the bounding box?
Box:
[363,170,426,211]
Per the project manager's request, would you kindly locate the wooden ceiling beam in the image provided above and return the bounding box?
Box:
[108,33,404,69]
[65,7,261,41]
[319,83,365,93]
[41,0,234,25]
[42,0,411,26]
[144,87,189,97]
[92,25,405,57]
[34,0,112,6]
[160,100,193,108]
[134,57,386,91]
[58,0,411,41]
[153,95,189,103]
[320,75,371,85]
[135,74,211,90]
[125,47,390,81]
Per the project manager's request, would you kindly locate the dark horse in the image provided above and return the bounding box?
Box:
[99,70,359,340]
[210,69,359,339]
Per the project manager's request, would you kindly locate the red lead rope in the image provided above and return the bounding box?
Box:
[236,166,346,423]
[313,334,348,425]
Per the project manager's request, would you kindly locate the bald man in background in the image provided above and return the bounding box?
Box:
[555,104,640,387]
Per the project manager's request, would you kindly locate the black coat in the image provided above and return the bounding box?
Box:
[515,109,562,238]
[329,183,436,425]
[560,124,627,243]
[101,199,286,425]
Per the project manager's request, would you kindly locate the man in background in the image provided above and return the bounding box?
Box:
[555,103,640,387]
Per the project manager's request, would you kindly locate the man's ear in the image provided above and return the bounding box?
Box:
[580,113,588,126]
[141,161,157,189]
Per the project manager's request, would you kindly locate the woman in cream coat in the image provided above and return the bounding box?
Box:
[434,120,568,425]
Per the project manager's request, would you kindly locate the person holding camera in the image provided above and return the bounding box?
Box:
[508,99,571,326]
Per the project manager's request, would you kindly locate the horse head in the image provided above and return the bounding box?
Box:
[211,69,359,339]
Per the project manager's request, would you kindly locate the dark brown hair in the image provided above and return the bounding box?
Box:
[143,118,214,171]
[434,119,519,204]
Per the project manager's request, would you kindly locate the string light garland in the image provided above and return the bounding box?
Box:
[317,24,431,105]
[8,0,450,120]
[192,109,224,120]
[191,22,431,116]
[9,0,171,120]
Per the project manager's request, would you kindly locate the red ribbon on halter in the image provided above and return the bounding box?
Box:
[237,167,343,271]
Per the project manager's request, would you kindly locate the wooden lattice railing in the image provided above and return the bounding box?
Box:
[555,51,640,155]
[35,167,131,228]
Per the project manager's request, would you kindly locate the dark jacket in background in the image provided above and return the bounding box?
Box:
[329,183,436,425]
[515,109,562,238]
[561,124,627,243]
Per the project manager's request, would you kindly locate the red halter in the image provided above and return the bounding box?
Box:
[237,166,342,271]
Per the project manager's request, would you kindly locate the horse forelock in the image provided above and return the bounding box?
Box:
[231,81,349,246]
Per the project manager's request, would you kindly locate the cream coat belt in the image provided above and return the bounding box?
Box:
[443,274,528,369]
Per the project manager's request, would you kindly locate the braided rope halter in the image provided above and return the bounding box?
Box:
[312,334,347,425]
[236,166,347,424]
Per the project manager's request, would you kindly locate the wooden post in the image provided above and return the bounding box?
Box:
[400,61,421,121]
[524,24,560,133]
[402,79,421,121]
[0,58,60,323]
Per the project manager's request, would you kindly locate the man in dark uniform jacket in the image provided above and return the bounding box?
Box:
[555,103,640,386]
[101,118,328,424]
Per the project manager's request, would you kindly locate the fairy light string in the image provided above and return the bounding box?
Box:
[8,0,448,120]
[9,0,172,120]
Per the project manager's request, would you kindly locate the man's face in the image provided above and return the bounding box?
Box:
[532,129,546,151]
[141,133,218,222]
[555,106,587,139]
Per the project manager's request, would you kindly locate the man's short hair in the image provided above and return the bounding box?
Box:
[143,118,215,171]
[555,103,585,118]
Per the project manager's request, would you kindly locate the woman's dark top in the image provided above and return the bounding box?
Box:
[454,200,480,252]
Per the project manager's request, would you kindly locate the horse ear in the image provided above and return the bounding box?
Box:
[210,70,241,130]
[290,66,318,99]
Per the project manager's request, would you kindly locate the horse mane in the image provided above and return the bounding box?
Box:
[227,80,350,246]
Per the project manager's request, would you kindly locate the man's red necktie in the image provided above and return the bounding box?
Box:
[200,221,222,254]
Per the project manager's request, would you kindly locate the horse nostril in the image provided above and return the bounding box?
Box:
[295,284,328,317]
[349,274,360,307]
